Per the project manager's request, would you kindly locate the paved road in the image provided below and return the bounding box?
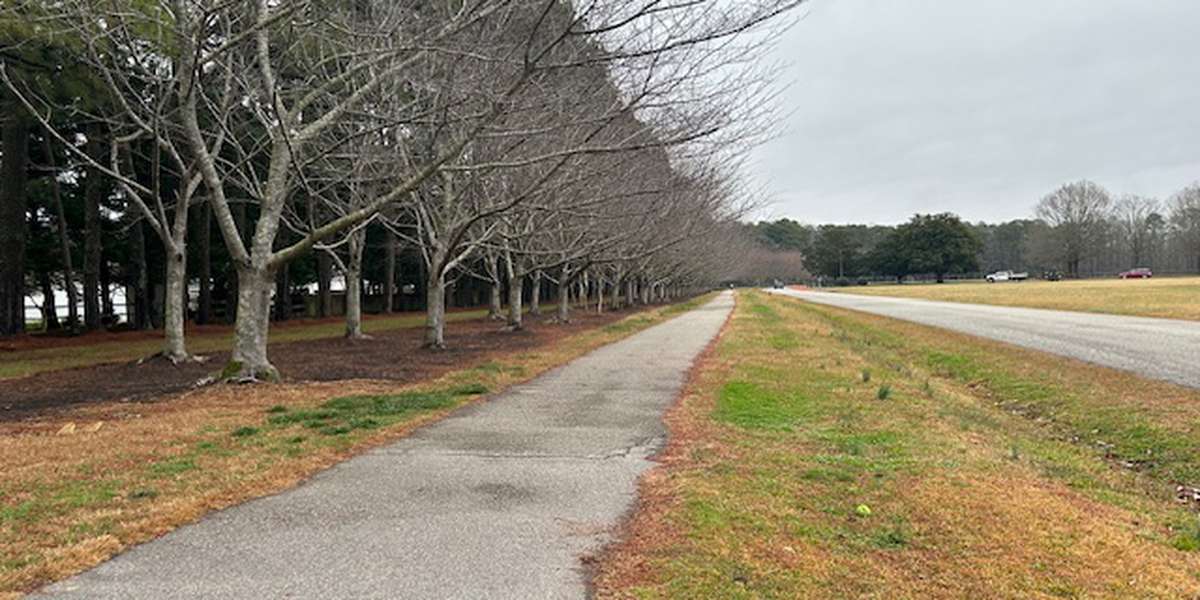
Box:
[40,292,734,600]
[768,288,1200,389]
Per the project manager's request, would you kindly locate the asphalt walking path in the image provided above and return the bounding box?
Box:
[769,288,1200,389]
[40,292,734,599]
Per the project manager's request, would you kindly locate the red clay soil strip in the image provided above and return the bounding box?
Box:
[0,311,635,422]
[585,293,737,598]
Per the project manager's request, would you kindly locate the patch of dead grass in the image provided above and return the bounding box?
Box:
[594,291,1200,599]
[591,292,737,594]
[837,276,1200,321]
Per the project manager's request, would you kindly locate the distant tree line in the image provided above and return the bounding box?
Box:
[746,179,1200,283]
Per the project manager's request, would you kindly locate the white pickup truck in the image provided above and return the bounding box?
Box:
[986,270,1028,283]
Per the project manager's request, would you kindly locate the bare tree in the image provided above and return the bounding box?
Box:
[172,1,515,375]
[1035,180,1113,278]
[1114,195,1160,269]
[1169,184,1200,273]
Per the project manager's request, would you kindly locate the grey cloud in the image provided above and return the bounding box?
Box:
[748,0,1200,224]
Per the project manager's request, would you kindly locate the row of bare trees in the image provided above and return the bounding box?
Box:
[1034,180,1200,278]
[0,0,798,379]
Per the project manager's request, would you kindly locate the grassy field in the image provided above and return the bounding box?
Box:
[0,297,711,596]
[0,309,489,381]
[832,276,1200,321]
[596,291,1200,598]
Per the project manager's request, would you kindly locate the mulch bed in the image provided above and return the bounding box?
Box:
[0,306,489,353]
[0,310,629,422]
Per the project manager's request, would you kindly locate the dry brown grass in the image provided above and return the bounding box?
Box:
[591,293,737,592]
[836,275,1200,321]
[595,291,1200,599]
[1,381,419,595]
[0,297,710,596]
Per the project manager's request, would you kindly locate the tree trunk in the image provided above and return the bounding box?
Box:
[344,267,363,338]
[506,271,524,330]
[162,247,190,361]
[158,193,193,361]
[383,230,397,313]
[274,264,290,322]
[557,265,571,322]
[151,281,164,329]
[424,270,446,349]
[317,252,333,318]
[197,202,212,325]
[99,253,112,322]
[488,280,503,319]
[43,137,80,332]
[83,128,105,330]
[129,218,151,329]
[227,267,278,381]
[0,106,29,336]
[529,271,541,316]
[610,277,621,310]
[38,270,59,331]
[344,230,366,338]
[228,202,247,323]
[485,255,503,320]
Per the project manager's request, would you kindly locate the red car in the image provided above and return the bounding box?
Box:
[1119,267,1153,279]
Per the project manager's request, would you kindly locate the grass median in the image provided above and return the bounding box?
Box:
[596,290,1200,599]
[833,275,1200,321]
[0,295,713,596]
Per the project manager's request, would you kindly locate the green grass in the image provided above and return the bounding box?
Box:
[148,458,198,477]
[0,479,123,530]
[231,426,260,438]
[1173,519,1200,552]
[263,384,488,437]
[714,380,831,431]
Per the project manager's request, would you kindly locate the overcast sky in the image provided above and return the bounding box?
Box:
[746,0,1200,225]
